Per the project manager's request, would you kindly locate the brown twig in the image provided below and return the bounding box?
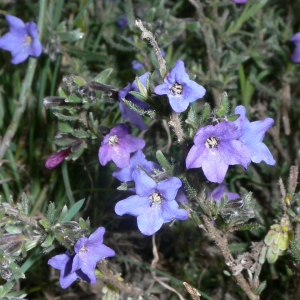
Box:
[151,235,186,300]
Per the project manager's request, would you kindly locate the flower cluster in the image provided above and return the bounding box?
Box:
[0,15,42,64]
[48,227,115,288]
[186,105,275,183]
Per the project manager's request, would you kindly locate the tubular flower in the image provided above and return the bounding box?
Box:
[210,184,240,201]
[99,124,145,168]
[0,15,42,64]
[233,106,275,165]
[45,149,71,169]
[115,169,188,235]
[186,122,251,183]
[154,60,206,113]
[48,227,115,289]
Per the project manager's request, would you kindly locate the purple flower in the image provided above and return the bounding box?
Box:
[115,169,189,235]
[99,124,145,168]
[186,122,251,183]
[45,149,71,169]
[117,17,127,29]
[113,150,159,182]
[131,60,144,70]
[0,15,42,64]
[119,73,151,130]
[290,33,300,63]
[210,184,240,201]
[154,60,206,113]
[234,106,275,165]
[232,0,248,3]
[48,228,115,289]
[71,227,115,283]
[175,187,188,204]
[48,252,91,289]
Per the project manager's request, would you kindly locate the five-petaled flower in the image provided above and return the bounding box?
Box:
[290,33,300,63]
[0,15,42,64]
[186,122,251,183]
[99,124,145,168]
[48,227,115,289]
[118,73,151,130]
[45,149,71,169]
[115,169,188,235]
[233,106,275,165]
[154,60,206,113]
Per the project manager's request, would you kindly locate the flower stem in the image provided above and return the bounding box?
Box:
[0,0,47,161]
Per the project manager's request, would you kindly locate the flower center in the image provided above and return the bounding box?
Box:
[150,192,162,205]
[108,135,119,146]
[25,35,32,44]
[205,137,219,149]
[171,82,183,96]
[80,245,88,252]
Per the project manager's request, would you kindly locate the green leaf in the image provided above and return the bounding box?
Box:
[227,114,240,122]
[201,103,211,124]
[53,112,79,121]
[58,29,84,42]
[256,281,267,294]
[135,76,148,98]
[58,205,68,222]
[236,223,261,231]
[1,281,15,297]
[73,76,86,86]
[62,199,85,222]
[72,129,90,139]
[156,151,171,171]
[215,92,228,118]
[46,202,56,223]
[93,68,113,84]
[10,262,25,279]
[65,94,82,103]
[58,122,73,133]
[290,239,300,264]
[128,91,148,102]
[41,235,55,248]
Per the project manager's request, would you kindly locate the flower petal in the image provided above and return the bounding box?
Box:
[133,169,156,196]
[161,200,189,222]
[157,177,182,201]
[115,195,149,216]
[137,204,164,235]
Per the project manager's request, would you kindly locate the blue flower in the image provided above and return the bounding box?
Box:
[119,73,151,130]
[99,124,145,168]
[232,0,248,3]
[115,169,189,235]
[71,227,115,283]
[131,60,144,70]
[113,150,159,183]
[48,252,91,289]
[154,60,206,113]
[186,122,251,183]
[0,15,42,64]
[117,17,128,30]
[210,184,240,201]
[48,227,115,289]
[290,33,300,63]
[233,106,275,165]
